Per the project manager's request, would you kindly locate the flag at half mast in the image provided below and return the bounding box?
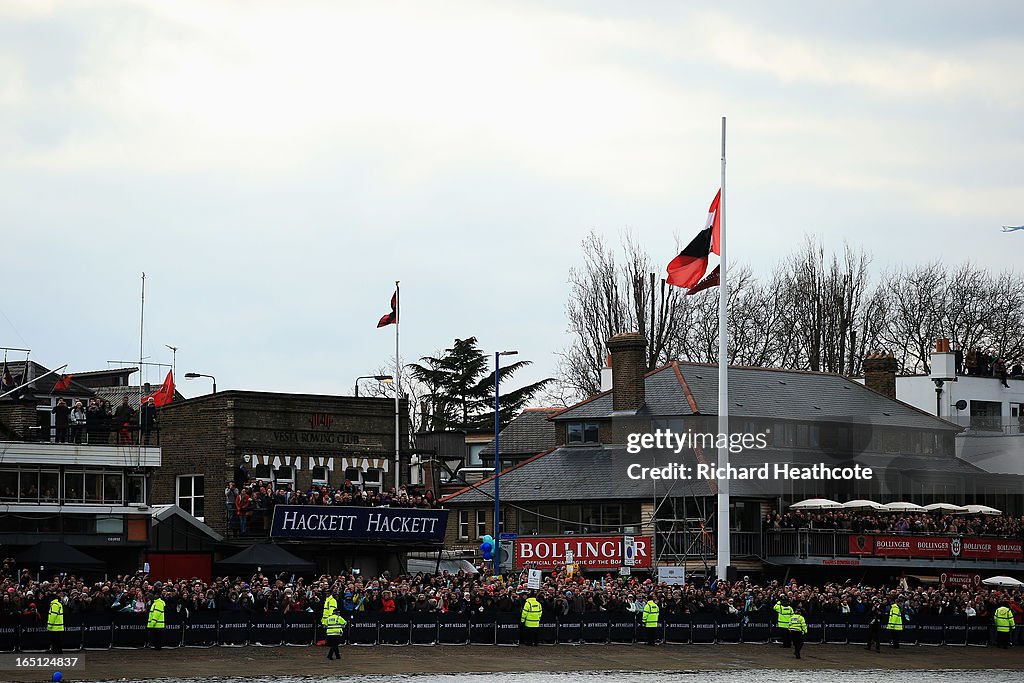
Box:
[666,189,721,290]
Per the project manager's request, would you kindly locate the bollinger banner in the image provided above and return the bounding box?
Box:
[848,534,1023,560]
[270,505,448,543]
[516,535,652,570]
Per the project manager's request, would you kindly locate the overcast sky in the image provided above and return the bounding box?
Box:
[2,0,1022,398]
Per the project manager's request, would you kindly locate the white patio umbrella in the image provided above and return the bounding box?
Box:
[789,498,843,510]
[958,504,1002,516]
[982,576,1024,589]
[922,503,967,513]
[882,501,926,512]
[841,499,886,511]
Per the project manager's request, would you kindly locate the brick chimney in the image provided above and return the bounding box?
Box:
[606,333,647,411]
[863,350,897,400]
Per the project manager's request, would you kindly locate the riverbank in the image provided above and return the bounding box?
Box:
[8,643,1023,682]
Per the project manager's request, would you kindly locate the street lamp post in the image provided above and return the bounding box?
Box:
[184,372,217,393]
[354,375,394,397]
[493,350,518,575]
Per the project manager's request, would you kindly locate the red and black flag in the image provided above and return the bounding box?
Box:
[666,189,721,289]
[377,290,398,328]
[1,363,16,394]
[53,374,73,391]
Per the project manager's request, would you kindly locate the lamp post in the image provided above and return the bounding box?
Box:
[493,350,518,575]
[184,372,217,394]
[354,375,394,397]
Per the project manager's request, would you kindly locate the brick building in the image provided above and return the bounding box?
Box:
[153,390,410,537]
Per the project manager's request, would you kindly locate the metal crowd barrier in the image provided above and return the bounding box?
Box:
[0,611,1005,650]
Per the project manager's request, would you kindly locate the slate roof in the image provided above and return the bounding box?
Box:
[94,387,186,411]
[442,444,990,505]
[0,360,94,398]
[480,408,560,457]
[553,362,956,431]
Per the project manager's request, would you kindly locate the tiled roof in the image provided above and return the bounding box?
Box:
[0,361,94,398]
[442,444,987,505]
[553,362,955,431]
[480,408,560,457]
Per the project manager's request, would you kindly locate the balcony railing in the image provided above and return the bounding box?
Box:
[18,424,161,446]
[763,529,1024,563]
[943,415,1024,435]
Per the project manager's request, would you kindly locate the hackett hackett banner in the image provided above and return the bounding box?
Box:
[270,505,448,543]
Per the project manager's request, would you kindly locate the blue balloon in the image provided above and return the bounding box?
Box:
[480,541,493,561]
[53,673,62,682]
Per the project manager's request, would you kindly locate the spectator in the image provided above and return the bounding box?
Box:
[113,396,134,445]
[52,398,70,443]
[140,397,157,445]
[70,400,87,444]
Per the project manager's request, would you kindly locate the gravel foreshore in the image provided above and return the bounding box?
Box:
[6,643,1023,682]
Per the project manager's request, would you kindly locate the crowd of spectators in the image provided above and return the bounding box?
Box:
[764,510,1024,538]
[43,395,157,446]
[226,479,439,535]
[0,558,1020,626]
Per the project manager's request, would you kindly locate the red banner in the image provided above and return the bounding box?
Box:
[516,535,652,570]
[847,535,1023,561]
[848,535,874,555]
[959,538,1024,560]
[874,536,952,557]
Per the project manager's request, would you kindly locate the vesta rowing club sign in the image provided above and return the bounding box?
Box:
[516,536,652,570]
[270,505,448,543]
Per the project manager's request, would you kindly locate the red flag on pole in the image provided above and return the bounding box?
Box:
[377,291,398,328]
[53,374,73,391]
[145,370,175,407]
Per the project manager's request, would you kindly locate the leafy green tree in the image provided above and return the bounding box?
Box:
[409,336,551,431]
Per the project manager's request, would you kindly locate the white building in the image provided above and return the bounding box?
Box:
[869,343,1024,476]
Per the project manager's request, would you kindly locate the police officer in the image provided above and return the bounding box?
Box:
[321,587,339,641]
[47,591,64,654]
[994,601,1014,649]
[885,599,903,649]
[520,591,543,646]
[148,590,167,650]
[325,610,347,660]
[773,596,794,649]
[864,600,882,652]
[788,607,808,659]
[642,593,660,646]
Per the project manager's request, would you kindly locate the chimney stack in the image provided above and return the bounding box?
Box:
[863,350,897,400]
[606,333,647,411]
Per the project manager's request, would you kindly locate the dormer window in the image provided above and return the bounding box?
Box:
[567,421,600,444]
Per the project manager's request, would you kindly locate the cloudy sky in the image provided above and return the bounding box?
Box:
[2,0,1021,398]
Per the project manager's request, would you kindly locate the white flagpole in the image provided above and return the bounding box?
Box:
[716,116,730,580]
[394,280,401,491]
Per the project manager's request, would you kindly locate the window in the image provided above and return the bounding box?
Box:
[0,470,16,502]
[64,472,85,503]
[84,472,103,502]
[19,469,39,501]
[273,465,294,487]
[127,475,146,504]
[363,468,383,492]
[177,475,205,521]
[252,464,271,481]
[458,510,470,540]
[567,422,601,444]
[475,510,487,538]
[344,467,361,482]
[312,466,329,486]
[104,473,123,503]
[40,470,59,502]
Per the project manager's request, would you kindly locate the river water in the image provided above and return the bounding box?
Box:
[92,671,1019,683]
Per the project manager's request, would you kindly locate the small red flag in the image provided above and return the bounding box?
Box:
[54,374,73,391]
[377,291,398,328]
